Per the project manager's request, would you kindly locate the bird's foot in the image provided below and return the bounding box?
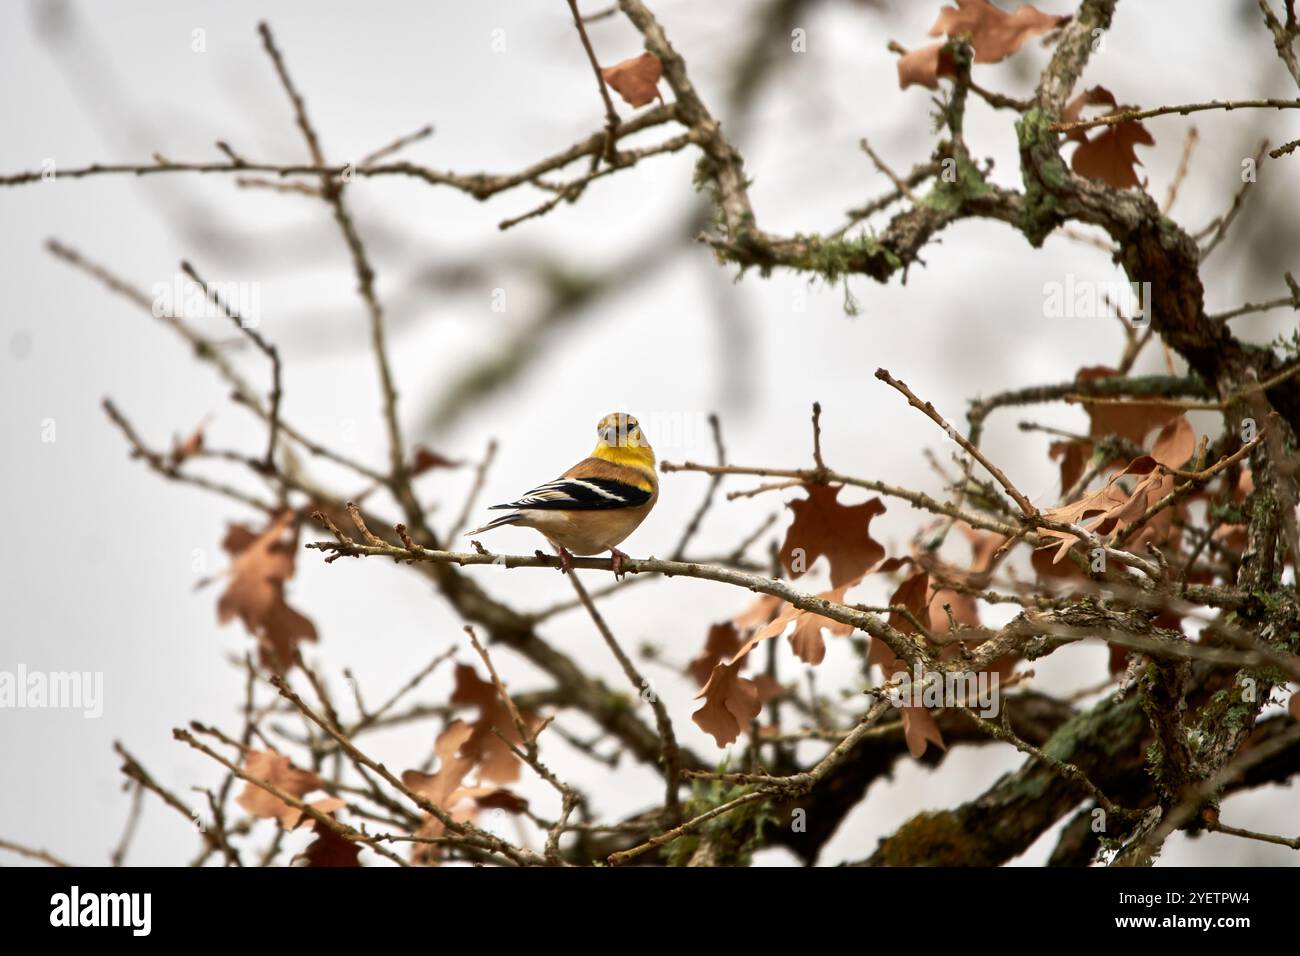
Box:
[556,547,575,575]
[609,548,630,578]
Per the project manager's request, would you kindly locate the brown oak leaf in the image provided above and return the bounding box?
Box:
[929,0,1069,63]
[780,485,886,586]
[450,664,541,783]
[235,749,342,829]
[1050,438,1090,496]
[601,52,663,108]
[1038,416,1195,563]
[894,42,956,90]
[217,511,317,674]
[298,821,362,867]
[1150,416,1196,470]
[896,0,1067,89]
[1076,366,1182,446]
[692,659,764,747]
[410,445,462,476]
[736,576,865,667]
[873,570,948,759]
[872,569,930,675]
[901,707,946,759]
[690,621,745,687]
[1064,87,1154,190]
[401,720,486,865]
[733,593,785,632]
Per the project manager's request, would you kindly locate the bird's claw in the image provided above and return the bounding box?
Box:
[610,548,629,579]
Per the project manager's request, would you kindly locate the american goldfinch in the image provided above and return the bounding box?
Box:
[467,412,658,575]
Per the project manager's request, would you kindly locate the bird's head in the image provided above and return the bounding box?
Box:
[593,412,655,467]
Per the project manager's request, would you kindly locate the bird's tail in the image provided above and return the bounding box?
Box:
[465,512,522,537]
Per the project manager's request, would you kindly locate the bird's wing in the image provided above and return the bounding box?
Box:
[490,475,652,511]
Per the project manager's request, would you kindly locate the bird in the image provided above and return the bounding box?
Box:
[466,412,658,575]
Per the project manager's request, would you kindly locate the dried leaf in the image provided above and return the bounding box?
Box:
[450,664,540,783]
[1060,85,1117,142]
[473,790,530,814]
[732,593,784,632]
[235,749,335,829]
[896,0,1067,90]
[401,721,481,865]
[690,621,744,687]
[1063,88,1154,190]
[734,576,865,667]
[693,660,763,747]
[872,570,930,675]
[1071,120,1154,190]
[1038,456,1164,562]
[411,445,462,475]
[928,0,1069,63]
[901,706,946,759]
[1150,416,1196,470]
[217,511,317,674]
[752,673,783,705]
[1076,366,1181,446]
[169,416,209,465]
[298,821,362,867]
[402,720,477,808]
[601,52,663,108]
[1050,439,1091,496]
[780,485,886,586]
[894,42,955,90]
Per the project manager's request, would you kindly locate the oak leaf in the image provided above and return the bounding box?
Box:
[400,720,491,864]
[234,749,341,829]
[901,707,946,759]
[692,659,764,747]
[217,511,317,674]
[738,577,865,666]
[1063,87,1154,190]
[1150,415,1196,470]
[402,720,478,809]
[896,0,1068,89]
[450,664,541,783]
[1050,439,1090,496]
[1038,416,1196,562]
[873,570,948,759]
[779,485,886,586]
[601,52,663,108]
[690,621,745,687]
[733,593,784,632]
[929,0,1068,63]
[410,445,462,476]
[298,821,362,867]
[1076,366,1182,445]
[894,43,955,90]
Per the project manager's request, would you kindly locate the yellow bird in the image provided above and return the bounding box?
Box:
[467,412,658,575]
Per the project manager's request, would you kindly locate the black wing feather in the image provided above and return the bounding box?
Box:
[491,476,651,511]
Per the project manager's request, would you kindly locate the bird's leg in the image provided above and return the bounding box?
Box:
[609,547,630,578]
[556,546,575,575]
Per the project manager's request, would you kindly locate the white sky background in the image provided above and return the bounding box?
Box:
[1,0,1297,866]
